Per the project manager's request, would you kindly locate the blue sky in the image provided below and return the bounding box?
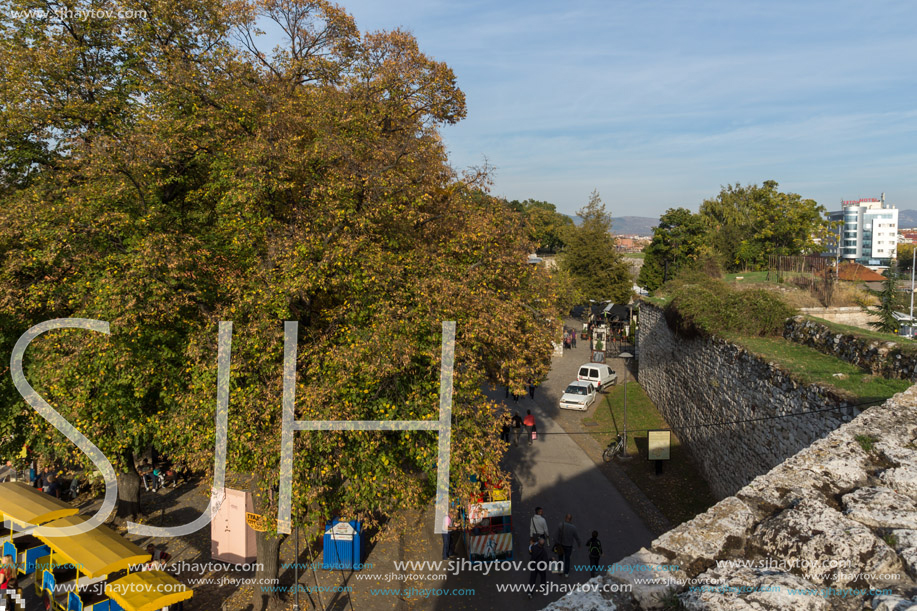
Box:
[329,0,917,218]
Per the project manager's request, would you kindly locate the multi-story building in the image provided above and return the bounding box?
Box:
[824,194,898,268]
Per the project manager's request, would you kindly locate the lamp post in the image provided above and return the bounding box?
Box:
[618,351,633,459]
[910,246,915,321]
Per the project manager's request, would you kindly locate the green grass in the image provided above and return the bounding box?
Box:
[583,381,717,525]
[727,335,912,403]
[723,271,771,283]
[805,316,917,353]
[640,295,670,306]
[624,252,646,259]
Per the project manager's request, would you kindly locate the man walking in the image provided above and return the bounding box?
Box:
[530,507,549,546]
[555,514,582,578]
[527,536,548,599]
[511,412,522,445]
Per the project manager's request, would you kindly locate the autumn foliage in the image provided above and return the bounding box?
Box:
[0,0,557,605]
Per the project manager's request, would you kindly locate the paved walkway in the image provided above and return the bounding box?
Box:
[500,331,655,571]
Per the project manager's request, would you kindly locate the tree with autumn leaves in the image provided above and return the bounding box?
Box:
[0,1,558,608]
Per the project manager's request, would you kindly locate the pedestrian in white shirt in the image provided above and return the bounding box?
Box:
[529,507,549,547]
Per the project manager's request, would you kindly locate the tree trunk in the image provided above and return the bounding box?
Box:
[253,529,285,611]
[250,477,286,611]
[116,452,141,521]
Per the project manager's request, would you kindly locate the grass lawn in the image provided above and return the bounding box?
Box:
[723,271,771,283]
[624,252,645,259]
[583,381,717,525]
[728,335,913,404]
[805,316,917,354]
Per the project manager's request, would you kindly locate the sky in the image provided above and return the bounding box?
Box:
[311,0,917,218]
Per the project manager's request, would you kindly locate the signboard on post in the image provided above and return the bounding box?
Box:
[647,430,671,461]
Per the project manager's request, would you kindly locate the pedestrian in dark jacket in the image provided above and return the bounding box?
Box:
[586,530,603,577]
[511,412,522,445]
[555,514,582,577]
[527,536,548,598]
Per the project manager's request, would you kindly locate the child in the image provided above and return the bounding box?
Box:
[586,530,603,577]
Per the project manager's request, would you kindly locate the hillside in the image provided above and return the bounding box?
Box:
[899,209,917,228]
[612,216,658,236]
[567,214,658,236]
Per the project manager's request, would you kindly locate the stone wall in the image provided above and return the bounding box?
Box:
[785,315,917,381]
[798,306,878,330]
[635,303,860,500]
[545,385,917,611]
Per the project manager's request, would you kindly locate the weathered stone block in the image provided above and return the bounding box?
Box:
[843,487,917,530]
[750,497,901,588]
[654,497,755,576]
[678,567,830,611]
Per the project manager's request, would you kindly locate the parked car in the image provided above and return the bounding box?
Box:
[559,381,597,411]
[577,363,617,390]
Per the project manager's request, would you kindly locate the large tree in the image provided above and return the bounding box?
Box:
[559,191,632,303]
[0,1,557,609]
[508,198,575,253]
[699,180,830,271]
[638,207,709,292]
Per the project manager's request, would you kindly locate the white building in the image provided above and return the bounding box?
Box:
[825,194,898,268]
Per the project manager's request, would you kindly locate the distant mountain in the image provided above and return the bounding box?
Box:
[611,216,658,236]
[565,214,658,236]
[899,209,917,228]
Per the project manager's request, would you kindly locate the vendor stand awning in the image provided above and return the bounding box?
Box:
[106,570,193,611]
[32,515,150,578]
[0,482,78,526]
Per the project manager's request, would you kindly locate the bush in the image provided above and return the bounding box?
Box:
[664,279,796,338]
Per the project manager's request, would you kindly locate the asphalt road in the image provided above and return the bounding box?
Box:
[500,335,654,570]
[434,331,655,609]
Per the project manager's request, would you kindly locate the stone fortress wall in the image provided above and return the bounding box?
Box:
[785,315,917,381]
[635,303,861,499]
[544,302,917,610]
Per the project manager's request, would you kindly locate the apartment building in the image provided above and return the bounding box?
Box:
[824,193,898,268]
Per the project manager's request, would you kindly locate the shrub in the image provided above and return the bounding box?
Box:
[663,279,796,338]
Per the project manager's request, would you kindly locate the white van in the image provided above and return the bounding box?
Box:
[576,363,617,390]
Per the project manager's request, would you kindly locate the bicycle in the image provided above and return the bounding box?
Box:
[602,434,625,462]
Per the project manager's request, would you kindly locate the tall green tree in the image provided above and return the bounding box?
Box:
[508,198,574,253]
[0,1,558,608]
[638,207,709,292]
[559,190,632,303]
[863,263,903,333]
[699,180,830,271]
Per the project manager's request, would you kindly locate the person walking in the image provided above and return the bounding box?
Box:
[523,410,535,445]
[442,510,454,560]
[586,530,603,577]
[555,514,582,578]
[500,415,511,443]
[511,412,522,445]
[529,507,550,547]
[527,536,548,599]
[571,331,577,349]
[527,379,535,399]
